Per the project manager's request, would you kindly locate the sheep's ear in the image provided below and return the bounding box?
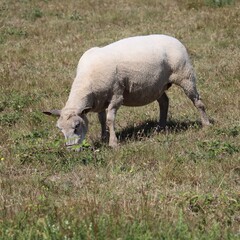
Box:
[43,109,61,116]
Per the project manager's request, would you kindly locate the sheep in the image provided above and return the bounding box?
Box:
[43,34,210,150]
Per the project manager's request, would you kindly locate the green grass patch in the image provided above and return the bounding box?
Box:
[0,0,240,239]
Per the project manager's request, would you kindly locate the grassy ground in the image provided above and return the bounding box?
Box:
[0,0,239,239]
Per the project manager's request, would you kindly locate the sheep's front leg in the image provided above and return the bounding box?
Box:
[107,96,123,148]
[98,111,108,142]
[107,108,117,147]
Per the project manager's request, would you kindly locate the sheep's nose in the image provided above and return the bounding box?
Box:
[65,136,79,146]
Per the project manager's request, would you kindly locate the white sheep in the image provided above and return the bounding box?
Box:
[44,34,210,149]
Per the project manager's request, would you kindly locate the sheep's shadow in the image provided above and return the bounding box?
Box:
[117,119,202,143]
[93,119,203,147]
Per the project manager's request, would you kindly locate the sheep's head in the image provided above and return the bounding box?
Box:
[43,109,89,151]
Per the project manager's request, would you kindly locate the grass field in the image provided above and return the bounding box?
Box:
[0,0,240,239]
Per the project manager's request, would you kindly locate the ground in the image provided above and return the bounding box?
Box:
[0,0,239,239]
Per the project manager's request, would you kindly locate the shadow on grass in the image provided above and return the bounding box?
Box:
[93,119,203,148]
[117,119,202,143]
[93,118,214,147]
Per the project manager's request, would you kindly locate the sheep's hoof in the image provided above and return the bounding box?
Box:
[109,142,119,149]
[156,125,167,132]
[202,120,211,127]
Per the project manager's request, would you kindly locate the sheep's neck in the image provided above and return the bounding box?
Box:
[64,85,93,113]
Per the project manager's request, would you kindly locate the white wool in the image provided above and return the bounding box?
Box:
[65,35,192,112]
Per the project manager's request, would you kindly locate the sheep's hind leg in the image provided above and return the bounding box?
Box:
[179,79,210,126]
[107,95,123,148]
[98,111,108,142]
[157,92,169,130]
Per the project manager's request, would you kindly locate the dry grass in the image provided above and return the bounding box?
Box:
[0,0,240,239]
